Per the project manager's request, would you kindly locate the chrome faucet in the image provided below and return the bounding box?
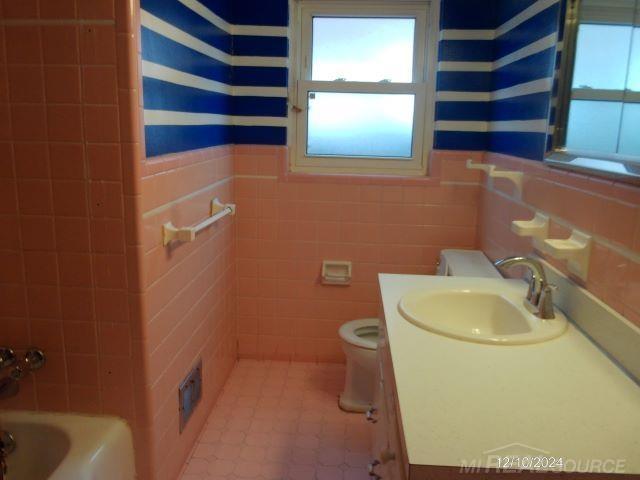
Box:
[0,349,15,371]
[0,348,46,400]
[494,256,557,319]
[0,430,15,479]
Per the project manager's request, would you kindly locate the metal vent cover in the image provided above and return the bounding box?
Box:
[179,359,202,432]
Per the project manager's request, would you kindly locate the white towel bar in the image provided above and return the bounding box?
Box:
[162,198,236,246]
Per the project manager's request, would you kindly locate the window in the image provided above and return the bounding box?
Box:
[561,1,640,158]
[290,1,438,175]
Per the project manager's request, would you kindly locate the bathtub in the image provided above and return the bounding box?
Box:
[0,410,135,480]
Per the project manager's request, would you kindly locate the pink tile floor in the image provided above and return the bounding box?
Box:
[179,360,371,480]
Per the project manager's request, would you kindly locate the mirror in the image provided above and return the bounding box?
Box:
[545,0,640,184]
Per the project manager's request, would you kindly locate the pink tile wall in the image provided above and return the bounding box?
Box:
[1,1,238,479]
[234,146,482,362]
[478,152,640,327]
[0,0,152,476]
[140,146,238,480]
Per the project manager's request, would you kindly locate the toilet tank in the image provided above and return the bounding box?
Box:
[437,249,502,278]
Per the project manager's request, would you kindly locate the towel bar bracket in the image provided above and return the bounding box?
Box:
[162,197,236,246]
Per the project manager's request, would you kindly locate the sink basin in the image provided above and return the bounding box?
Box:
[0,410,135,480]
[398,286,568,345]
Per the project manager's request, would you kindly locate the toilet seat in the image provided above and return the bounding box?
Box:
[338,318,378,350]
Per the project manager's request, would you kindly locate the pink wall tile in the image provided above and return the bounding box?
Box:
[235,146,481,363]
[78,0,116,20]
[4,2,637,478]
[7,65,44,103]
[42,26,80,64]
[39,0,77,19]
[138,144,237,479]
[479,152,640,326]
[0,1,149,477]
[49,143,85,179]
[48,105,84,141]
[44,65,82,104]
[5,26,42,64]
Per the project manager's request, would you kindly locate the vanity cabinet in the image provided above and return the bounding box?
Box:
[375,273,640,479]
[369,321,406,480]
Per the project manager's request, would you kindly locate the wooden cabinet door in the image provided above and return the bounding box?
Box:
[370,350,390,479]
[378,319,408,480]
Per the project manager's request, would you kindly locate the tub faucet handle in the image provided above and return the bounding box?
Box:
[24,349,46,371]
[0,349,15,371]
[0,430,15,480]
[0,431,15,457]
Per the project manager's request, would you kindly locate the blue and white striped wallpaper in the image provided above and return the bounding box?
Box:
[436,0,562,159]
[140,0,289,157]
[141,0,562,160]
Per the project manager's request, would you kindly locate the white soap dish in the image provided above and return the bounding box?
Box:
[543,230,592,281]
[490,169,524,192]
[466,160,523,195]
[466,160,496,174]
[512,213,549,248]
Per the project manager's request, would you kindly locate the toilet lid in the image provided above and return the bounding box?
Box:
[339,318,379,350]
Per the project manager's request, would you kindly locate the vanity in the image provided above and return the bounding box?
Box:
[371,272,640,479]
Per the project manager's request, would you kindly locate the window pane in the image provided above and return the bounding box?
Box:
[307,92,415,158]
[572,24,632,90]
[311,17,415,82]
[565,100,623,153]
[627,28,640,91]
[619,103,640,156]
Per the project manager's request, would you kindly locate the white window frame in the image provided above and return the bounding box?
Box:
[288,0,439,176]
[564,22,640,161]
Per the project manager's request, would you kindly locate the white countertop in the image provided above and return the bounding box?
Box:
[379,274,640,474]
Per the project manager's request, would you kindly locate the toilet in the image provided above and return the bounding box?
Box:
[338,318,379,412]
[338,249,501,412]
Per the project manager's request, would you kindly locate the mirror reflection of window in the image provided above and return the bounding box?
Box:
[565,0,640,157]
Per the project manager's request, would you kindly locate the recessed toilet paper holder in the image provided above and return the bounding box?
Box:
[322,260,352,285]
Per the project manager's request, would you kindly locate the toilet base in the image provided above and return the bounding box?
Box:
[339,344,376,413]
[338,394,370,413]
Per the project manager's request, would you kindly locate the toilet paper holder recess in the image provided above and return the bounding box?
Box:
[322,260,352,285]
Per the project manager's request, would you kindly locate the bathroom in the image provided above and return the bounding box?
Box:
[0,0,639,478]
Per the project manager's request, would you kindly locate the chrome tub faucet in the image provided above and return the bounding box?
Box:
[0,348,46,400]
[0,430,15,480]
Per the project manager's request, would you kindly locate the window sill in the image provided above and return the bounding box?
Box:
[281,162,442,186]
[545,151,640,186]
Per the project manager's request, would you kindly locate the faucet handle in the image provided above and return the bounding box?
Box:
[538,283,558,320]
[0,431,15,456]
[0,348,15,370]
[24,349,46,371]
